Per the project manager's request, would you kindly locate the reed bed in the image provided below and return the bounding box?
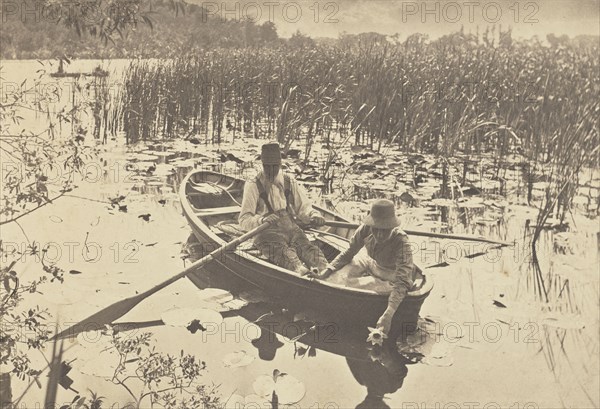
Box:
[104,33,599,313]
[110,33,598,159]
[107,32,598,212]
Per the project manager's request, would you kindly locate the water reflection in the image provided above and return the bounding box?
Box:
[95,142,597,406]
[251,328,285,361]
[248,307,414,409]
[3,60,598,406]
[349,348,409,409]
[188,243,415,408]
[237,305,414,408]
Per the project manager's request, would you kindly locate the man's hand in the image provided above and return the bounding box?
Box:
[313,268,333,280]
[301,267,319,277]
[261,213,279,224]
[310,215,326,227]
[376,311,394,337]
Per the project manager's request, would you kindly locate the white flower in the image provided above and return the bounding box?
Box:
[366,327,387,346]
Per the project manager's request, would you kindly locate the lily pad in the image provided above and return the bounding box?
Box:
[141,150,176,157]
[129,153,159,161]
[152,163,175,176]
[457,198,485,209]
[532,181,550,190]
[198,288,234,304]
[222,350,255,368]
[429,198,456,207]
[225,394,269,409]
[484,199,508,208]
[193,288,240,312]
[252,373,306,405]
[222,298,249,311]
[474,218,500,226]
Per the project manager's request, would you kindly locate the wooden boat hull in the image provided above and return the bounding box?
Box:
[180,170,433,331]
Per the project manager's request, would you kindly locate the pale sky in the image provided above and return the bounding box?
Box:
[193,0,600,39]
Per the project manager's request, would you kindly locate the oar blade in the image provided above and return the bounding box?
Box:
[52,294,145,340]
[51,222,270,341]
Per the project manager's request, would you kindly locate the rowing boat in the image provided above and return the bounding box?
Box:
[179,170,434,331]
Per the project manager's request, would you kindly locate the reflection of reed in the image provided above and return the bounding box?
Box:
[522,225,599,407]
[531,249,549,303]
[539,325,599,408]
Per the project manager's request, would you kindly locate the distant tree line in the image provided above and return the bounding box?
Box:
[0,0,284,59]
[2,1,598,60]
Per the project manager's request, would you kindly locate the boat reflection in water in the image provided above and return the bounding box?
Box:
[240,306,413,409]
[349,348,409,409]
[187,240,415,408]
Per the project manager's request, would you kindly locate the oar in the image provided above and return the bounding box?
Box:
[323,220,512,247]
[53,222,270,340]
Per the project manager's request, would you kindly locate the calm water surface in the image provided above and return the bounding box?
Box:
[1,60,598,409]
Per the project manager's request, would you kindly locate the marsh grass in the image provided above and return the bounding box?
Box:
[59,33,600,402]
[110,31,597,185]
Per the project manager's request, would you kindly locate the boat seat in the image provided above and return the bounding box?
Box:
[187,189,243,197]
[188,179,243,198]
[194,205,242,217]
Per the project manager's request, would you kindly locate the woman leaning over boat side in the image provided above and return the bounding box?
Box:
[238,142,328,275]
[312,199,420,338]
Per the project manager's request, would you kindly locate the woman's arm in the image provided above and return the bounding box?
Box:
[328,224,369,271]
[377,233,415,334]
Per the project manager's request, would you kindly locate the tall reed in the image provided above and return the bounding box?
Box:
[108,30,598,208]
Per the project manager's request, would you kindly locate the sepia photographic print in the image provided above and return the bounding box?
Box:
[0,0,598,408]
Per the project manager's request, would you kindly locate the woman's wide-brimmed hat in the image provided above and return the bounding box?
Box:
[363,199,400,229]
[260,142,282,165]
[251,329,284,361]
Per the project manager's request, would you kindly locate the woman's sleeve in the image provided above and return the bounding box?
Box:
[385,233,415,314]
[328,225,368,270]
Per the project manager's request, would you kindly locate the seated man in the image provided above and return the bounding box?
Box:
[238,142,328,275]
[314,199,419,337]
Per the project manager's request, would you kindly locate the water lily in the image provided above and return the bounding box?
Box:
[252,370,305,405]
[366,327,387,346]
